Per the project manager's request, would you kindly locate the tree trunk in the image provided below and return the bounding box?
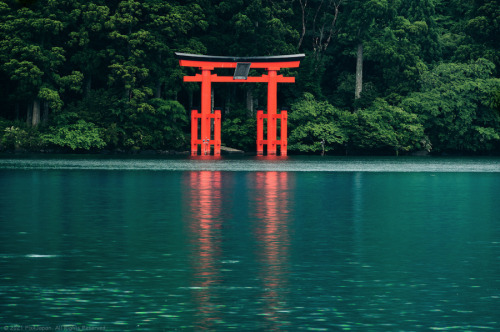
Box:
[155,80,162,99]
[32,98,41,127]
[225,90,231,115]
[297,0,307,50]
[246,88,254,116]
[188,89,193,109]
[355,42,363,100]
[26,103,32,127]
[85,74,92,97]
[15,103,20,120]
[127,27,131,58]
[42,101,49,126]
[156,51,162,99]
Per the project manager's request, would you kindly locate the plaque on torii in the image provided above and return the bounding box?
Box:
[175,53,305,156]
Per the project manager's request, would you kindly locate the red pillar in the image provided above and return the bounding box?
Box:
[214,109,221,156]
[201,68,212,146]
[281,110,288,156]
[257,110,264,156]
[267,69,278,155]
[190,67,220,156]
[191,109,199,156]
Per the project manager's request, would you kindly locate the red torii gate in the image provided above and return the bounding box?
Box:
[175,53,305,156]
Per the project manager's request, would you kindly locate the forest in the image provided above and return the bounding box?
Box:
[0,0,499,155]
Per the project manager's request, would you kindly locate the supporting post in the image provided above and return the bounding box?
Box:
[281,110,288,156]
[201,68,212,145]
[256,107,288,156]
[189,67,220,156]
[214,109,221,156]
[267,69,278,155]
[191,109,199,156]
[257,110,264,156]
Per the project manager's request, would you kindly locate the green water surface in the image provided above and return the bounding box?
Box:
[0,156,499,331]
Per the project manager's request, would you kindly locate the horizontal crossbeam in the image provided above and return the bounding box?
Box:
[176,52,304,63]
[183,74,295,83]
[175,53,305,70]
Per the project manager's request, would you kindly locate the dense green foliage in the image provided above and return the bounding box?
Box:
[0,0,499,154]
[288,93,349,153]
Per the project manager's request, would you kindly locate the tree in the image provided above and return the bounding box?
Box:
[340,0,390,101]
[296,0,342,65]
[142,0,207,99]
[462,0,500,71]
[365,15,429,98]
[291,0,343,99]
[66,0,110,96]
[398,0,442,63]
[222,112,257,151]
[288,93,349,153]
[104,0,204,150]
[0,0,82,127]
[42,119,106,150]
[106,0,149,102]
[402,59,500,152]
[350,99,429,154]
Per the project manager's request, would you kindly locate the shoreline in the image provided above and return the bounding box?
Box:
[2,150,500,158]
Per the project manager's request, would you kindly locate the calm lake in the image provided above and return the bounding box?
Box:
[1,155,499,331]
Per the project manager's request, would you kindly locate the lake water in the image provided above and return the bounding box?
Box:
[1,155,499,331]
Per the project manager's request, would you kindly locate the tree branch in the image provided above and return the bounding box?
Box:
[297,0,307,50]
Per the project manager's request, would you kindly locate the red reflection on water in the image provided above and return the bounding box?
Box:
[253,171,292,328]
[187,171,222,329]
[254,155,289,161]
[189,155,223,161]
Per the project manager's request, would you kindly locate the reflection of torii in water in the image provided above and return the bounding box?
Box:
[254,171,292,328]
[175,53,305,156]
[187,171,223,329]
